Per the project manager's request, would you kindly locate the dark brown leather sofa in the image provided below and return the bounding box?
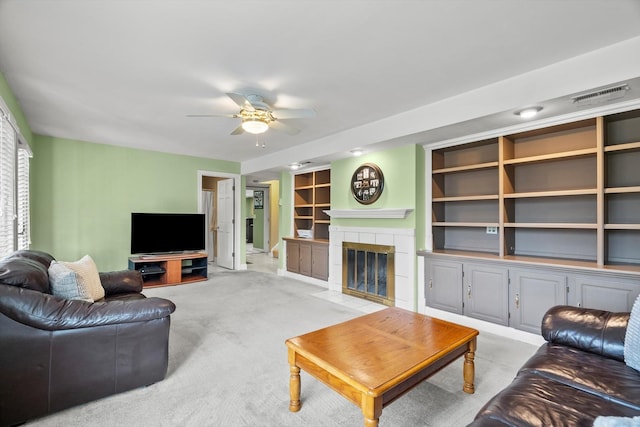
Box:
[0,250,176,427]
[469,305,640,426]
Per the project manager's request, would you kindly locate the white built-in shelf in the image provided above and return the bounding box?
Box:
[604,186,640,194]
[432,161,499,174]
[503,189,598,198]
[433,195,499,202]
[432,222,499,227]
[503,223,597,229]
[503,148,597,166]
[604,224,640,230]
[324,208,413,219]
[604,141,640,152]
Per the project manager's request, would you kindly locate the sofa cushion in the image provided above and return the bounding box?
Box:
[519,343,640,411]
[0,257,50,293]
[48,261,93,302]
[61,255,105,301]
[470,372,640,427]
[8,250,55,269]
[625,295,640,372]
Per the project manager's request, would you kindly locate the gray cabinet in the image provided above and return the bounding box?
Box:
[464,263,509,325]
[284,238,328,281]
[425,259,463,314]
[569,274,640,312]
[509,269,567,334]
[420,252,640,334]
[311,243,329,280]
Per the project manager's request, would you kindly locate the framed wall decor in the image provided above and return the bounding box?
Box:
[351,163,384,205]
[253,190,264,209]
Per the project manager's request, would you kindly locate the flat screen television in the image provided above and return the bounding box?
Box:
[130,212,206,255]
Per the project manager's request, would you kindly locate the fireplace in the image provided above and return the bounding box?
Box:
[342,242,395,306]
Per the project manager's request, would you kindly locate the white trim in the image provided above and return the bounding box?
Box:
[324,208,413,219]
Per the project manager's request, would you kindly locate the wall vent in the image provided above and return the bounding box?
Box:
[571,84,629,106]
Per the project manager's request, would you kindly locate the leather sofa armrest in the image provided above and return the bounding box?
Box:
[0,284,175,331]
[541,305,629,362]
[99,270,143,295]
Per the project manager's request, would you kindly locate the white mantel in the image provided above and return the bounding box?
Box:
[323,208,413,219]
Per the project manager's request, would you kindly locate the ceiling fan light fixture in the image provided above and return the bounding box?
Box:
[241,119,269,134]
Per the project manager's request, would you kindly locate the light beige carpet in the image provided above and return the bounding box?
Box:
[26,270,537,427]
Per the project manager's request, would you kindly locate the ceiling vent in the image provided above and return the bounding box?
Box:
[571,84,629,106]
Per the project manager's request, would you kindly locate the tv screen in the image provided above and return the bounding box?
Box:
[131,213,206,255]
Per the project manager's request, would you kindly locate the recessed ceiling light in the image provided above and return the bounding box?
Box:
[515,107,543,119]
[350,149,363,156]
[289,163,301,170]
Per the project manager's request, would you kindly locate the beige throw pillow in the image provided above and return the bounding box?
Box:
[61,255,105,301]
[48,261,94,302]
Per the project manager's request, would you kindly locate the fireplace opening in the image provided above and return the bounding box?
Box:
[342,242,395,306]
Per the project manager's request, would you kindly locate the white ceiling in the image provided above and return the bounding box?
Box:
[1,0,640,182]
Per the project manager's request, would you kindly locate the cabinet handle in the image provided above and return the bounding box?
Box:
[467,285,471,299]
[429,279,433,289]
[515,292,520,309]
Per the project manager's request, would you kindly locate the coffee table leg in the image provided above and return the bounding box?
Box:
[362,396,382,427]
[463,337,476,394]
[289,364,301,412]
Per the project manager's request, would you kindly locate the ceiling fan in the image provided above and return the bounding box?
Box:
[187,93,316,135]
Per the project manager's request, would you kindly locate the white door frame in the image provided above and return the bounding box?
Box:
[197,170,242,270]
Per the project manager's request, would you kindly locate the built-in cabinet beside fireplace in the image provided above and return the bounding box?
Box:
[285,168,331,281]
[423,108,640,334]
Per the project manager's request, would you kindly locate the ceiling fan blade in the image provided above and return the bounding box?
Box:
[270,120,300,135]
[226,93,255,112]
[271,108,316,119]
[186,114,237,118]
[230,125,245,135]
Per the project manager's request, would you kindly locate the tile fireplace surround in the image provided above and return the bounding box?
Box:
[329,226,417,311]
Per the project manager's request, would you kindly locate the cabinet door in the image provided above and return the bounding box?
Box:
[311,244,329,281]
[425,259,463,314]
[299,242,312,276]
[569,275,640,312]
[286,240,300,273]
[510,269,566,334]
[464,263,509,325]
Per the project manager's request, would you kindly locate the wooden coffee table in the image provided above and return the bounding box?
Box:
[285,307,478,426]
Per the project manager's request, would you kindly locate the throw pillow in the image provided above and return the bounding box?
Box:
[61,255,105,301]
[624,294,640,371]
[593,415,640,427]
[48,261,93,302]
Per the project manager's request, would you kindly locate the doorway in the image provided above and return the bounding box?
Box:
[197,170,241,271]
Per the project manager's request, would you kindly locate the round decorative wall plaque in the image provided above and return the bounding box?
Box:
[350,163,384,205]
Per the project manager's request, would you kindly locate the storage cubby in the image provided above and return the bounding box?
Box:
[431,139,499,256]
[431,109,640,271]
[289,168,331,280]
[603,109,640,268]
[292,168,331,241]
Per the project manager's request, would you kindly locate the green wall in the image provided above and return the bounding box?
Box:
[278,171,293,270]
[331,144,425,231]
[31,135,240,271]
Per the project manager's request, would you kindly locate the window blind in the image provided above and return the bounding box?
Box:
[0,111,16,257]
[0,99,30,257]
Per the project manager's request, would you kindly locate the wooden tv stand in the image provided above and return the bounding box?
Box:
[128,252,208,287]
